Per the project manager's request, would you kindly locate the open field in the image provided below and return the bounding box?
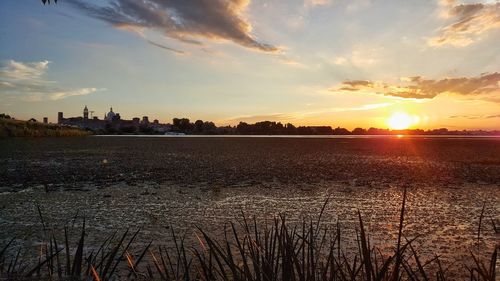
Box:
[0,136,499,279]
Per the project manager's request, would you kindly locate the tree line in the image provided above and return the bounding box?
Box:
[168,118,500,136]
[2,114,498,136]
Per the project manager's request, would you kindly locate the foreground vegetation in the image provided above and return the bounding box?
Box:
[0,189,497,280]
[0,117,90,138]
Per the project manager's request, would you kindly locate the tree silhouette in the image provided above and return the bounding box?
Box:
[42,0,57,4]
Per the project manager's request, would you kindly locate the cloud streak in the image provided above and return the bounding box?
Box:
[293,103,392,118]
[224,113,294,124]
[147,40,186,55]
[66,0,279,53]
[223,103,391,124]
[429,1,500,47]
[0,60,102,101]
[331,72,500,101]
[449,114,500,119]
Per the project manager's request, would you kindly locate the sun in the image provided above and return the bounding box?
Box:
[387,112,415,130]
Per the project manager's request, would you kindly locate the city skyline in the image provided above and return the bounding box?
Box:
[40,105,500,134]
[1,0,499,130]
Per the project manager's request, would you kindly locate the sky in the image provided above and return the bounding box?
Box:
[0,0,499,130]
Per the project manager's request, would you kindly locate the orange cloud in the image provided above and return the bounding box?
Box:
[331,72,500,101]
[429,1,500,47]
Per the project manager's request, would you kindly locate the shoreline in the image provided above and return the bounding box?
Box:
[93,134,500,139]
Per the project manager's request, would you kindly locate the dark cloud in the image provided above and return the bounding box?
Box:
[429,2,500,47]
[411,73,499,96]
[147,40,186,55]
[338,80,374,91]
[343,80,374,87]
[66,0,278,52]
[384,90,436,99]
[331,72,500,101]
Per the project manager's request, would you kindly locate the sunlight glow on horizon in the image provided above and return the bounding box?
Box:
[387,112,419,130]
[0,1,499,130]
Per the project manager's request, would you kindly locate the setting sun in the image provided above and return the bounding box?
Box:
[387,112,417,130]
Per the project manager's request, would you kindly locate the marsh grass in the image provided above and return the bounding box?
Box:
[0,118,90,138]
[0,188,497,280]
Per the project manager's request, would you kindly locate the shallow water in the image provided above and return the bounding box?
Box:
[0,137,498,278]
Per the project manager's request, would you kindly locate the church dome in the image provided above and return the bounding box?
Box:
[106,107,115,121]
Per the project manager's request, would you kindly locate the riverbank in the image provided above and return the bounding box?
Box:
[0,118,90,138]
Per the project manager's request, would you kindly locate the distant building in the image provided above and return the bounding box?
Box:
[83,105,89,120]
[105,107,116,121]
[58,106,110,130]
[43,117,48,124]
[57,105,170,133]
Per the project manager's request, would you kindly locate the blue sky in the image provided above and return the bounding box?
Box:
[1,0,499,129]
